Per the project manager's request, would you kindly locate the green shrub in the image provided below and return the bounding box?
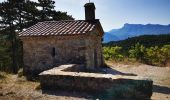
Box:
[103,46,124,61]
[103,43,170,67]
[161,45,170,61]
[144,45,170,66]
[129,43,145,61]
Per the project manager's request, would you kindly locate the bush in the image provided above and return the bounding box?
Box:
[103,44,170,67]
[129,43,145,61]
[144,45,170,66]
[161,45,170,61]
[103,46,124,61]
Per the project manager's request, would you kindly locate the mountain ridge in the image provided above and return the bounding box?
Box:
[104,23,170,43]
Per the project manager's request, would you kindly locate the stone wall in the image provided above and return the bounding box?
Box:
[21,34,103,79]
[39,65,153,99]
[85,35,103,70]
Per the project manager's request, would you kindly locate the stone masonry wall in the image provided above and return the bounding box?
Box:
[21,35,103,79]
[39,65,153,99]
[85,34,103,70]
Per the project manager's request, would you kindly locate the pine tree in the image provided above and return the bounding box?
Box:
[38,0,55,21]
[0,0,18,73]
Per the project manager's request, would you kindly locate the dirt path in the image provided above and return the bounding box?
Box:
[107,62,170,100]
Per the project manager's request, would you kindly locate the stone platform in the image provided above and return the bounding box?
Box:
[39,64,153,99]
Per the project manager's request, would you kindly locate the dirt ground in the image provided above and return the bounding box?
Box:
[0,63,170,100]
[107,62,170,100]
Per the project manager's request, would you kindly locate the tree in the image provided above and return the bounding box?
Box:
[0,34,11,71]
[52,11,74,21]
[19,0,40,30]
[38,0,55,21]
[0,0,18,73]
[37,0,74,21]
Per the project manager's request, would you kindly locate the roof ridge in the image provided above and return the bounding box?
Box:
[41,19,100,23]
[43,20,85,23]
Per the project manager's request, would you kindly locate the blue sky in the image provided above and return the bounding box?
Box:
[1,0,170,31]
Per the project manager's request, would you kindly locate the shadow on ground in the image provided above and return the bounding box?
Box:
[63,64,137,76]
[102,68,137,76]
[153,85,170,94]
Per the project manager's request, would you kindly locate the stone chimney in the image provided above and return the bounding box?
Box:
[84,3,96,21]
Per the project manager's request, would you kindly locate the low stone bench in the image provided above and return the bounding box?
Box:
[39,64,153,99]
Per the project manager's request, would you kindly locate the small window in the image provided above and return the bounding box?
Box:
[78,46,86,51]
[51,47,55,57]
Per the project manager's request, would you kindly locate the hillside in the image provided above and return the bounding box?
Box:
[104,24,170,43]
[104,34,170,50]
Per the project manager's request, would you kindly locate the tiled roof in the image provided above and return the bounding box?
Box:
[19,20,100,37]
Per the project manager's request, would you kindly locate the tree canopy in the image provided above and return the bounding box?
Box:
[0,0,74,32]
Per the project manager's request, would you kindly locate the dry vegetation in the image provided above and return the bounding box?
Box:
[0,72,90,100]
[0,62,170,100]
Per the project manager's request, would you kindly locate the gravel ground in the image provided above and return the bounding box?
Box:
[107,62,170,100]
[0,63,170,100]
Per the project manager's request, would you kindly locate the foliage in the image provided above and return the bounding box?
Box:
[0,0,74,32]
[144,45,170,66]
[103,34,170,67]
[38,0,55,21]
[103,46,124,61]
[0,34,12,72]
[129,43,145,61]
[103,43,170,67]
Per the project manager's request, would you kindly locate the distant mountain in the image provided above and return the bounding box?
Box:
[103,32,119,43]
[103,23,170,43]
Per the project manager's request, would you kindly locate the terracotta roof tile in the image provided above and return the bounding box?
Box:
[19,20,99,37]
